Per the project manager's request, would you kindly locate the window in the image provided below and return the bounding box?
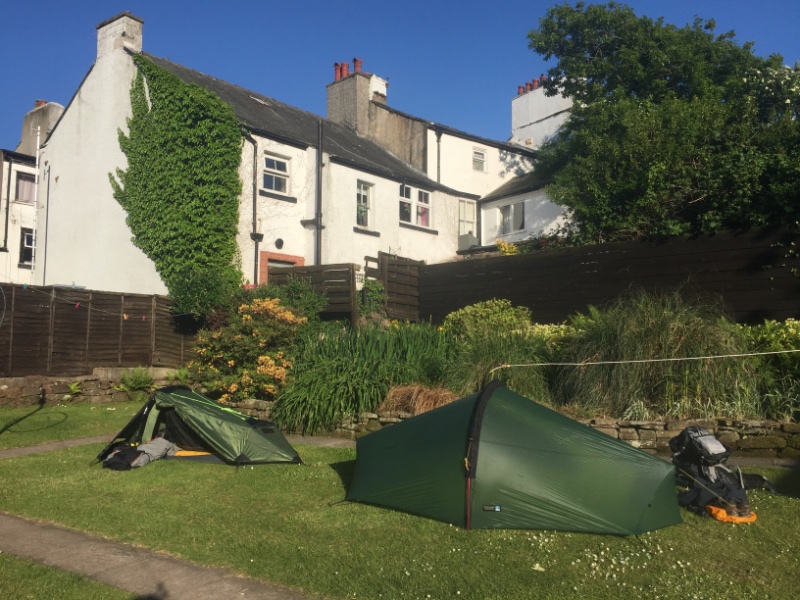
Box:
[499,202,525,235]
[459,200,476,236]
[399,185,432,228]
[356,181,371,227]
[20,228,34,266]
[262,154,289,194]
[15,172,35,204]
[472,148,486,172]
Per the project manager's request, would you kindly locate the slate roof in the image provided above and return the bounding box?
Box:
[143,53,467,196]
[479,171,545,204]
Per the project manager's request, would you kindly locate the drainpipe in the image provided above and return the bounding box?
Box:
[315,119,323,265]
[242,128,262,284]
[41,166,50,285]
[1,150,8,251]
[31,127,40,275]
[435,128,443,183]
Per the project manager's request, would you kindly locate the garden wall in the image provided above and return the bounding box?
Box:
[228,399,800,463]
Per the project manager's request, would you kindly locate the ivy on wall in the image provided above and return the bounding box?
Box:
[110,54,244,317]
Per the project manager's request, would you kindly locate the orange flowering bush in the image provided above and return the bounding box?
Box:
[188,297,307,403]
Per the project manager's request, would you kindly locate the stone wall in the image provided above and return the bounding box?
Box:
[3,376,798,463]
[0,369,174,407]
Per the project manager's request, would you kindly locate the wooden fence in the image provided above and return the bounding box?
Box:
[0,284,193,377]
[364,252,421,321]
[419,227,800,325]
[268,263,359,326]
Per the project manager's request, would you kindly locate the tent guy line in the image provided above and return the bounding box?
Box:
[488,348,800,376]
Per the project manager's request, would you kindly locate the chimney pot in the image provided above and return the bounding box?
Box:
[334,62,341,81]
[34,99,47,108]
[353,58,363,73]
[341,61,350,77]
[518,85,525,95]
[532,79,538,90]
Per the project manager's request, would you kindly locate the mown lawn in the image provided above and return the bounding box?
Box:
[0,402,140,450]
[0,552,135,600]
[0,442,798,600]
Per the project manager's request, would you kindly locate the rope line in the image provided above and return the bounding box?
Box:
[488,349,800,376]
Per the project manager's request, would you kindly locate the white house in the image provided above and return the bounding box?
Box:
[474,76,573,249]
[34,12,549,294]
[0,148,37,284]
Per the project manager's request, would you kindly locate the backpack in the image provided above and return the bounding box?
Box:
[669,426,753,521]
[102,445,145,471]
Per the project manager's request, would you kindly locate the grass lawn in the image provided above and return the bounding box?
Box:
[0,443,798,600]
[0,402,140,450]
[0,552,135,600]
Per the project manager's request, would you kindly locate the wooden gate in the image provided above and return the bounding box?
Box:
[364,252,421,321]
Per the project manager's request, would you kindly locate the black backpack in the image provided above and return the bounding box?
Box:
[102,445,144,471]
[669,426,749,516]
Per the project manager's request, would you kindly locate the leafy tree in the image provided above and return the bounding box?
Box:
[528,2,800,243]
[110,55,244,316]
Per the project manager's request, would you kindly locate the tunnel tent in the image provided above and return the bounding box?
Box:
[347,380,681,535]
[96,386,301,466]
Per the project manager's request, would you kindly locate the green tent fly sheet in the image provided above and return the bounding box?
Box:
[347,381,681,535]
[97,386,301,466]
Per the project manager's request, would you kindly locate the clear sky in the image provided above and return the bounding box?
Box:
[2,1,799,152]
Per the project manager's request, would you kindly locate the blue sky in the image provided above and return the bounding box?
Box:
[2,1,799,151]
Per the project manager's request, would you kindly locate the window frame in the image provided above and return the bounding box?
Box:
[19,227,34,267]
[356,180,372,228]
[261,153,290,195]
[499,202,525,235]
[459,199,477,236]
[399,184,433,229]
[15,172,35,204]
[472,147,487,173]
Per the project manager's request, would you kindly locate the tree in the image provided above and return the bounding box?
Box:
[528,2,800,244]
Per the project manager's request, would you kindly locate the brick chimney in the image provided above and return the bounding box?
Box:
[327,58,388,134]
[96,12,143,60]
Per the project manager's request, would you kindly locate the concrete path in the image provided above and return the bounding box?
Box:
[0,434,355,599]
[0,512,315,600]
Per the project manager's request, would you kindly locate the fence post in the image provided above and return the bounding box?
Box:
[85,291,92,374]
[150,295,156,366]
[350,264,358,327]
[118,295,125,367]
[47,288,55,375]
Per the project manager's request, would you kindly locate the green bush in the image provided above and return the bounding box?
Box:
[272,323,454,433]
[442,299,531,339]
[740,318,800,420]
[188,297,306,403]
[553,288,762,420]
[243,277,327,323]
[357,280,387,319]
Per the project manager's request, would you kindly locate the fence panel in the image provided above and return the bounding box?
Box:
[268,263,358,324]
[419,227,800,325]
[0,284,193,377]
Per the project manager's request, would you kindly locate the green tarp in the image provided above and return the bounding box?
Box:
[348,381,681,535]
[97,386,301,465]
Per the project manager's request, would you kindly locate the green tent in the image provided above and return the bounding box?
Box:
[97,386,301,465]
[347,381,681,534]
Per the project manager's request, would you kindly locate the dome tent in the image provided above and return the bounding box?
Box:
[347,381,680,534]
[96,386,301,466]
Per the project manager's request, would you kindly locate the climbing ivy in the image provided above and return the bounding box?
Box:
[110,55,244,317]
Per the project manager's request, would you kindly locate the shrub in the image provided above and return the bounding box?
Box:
[358,280,388,319]
[740,318,800,420]
[115,367,155,403]
[553,288,762,420]
[243,277,327,323]
[272,322,454,433]
[442,299,532,339]
[188,297,306,403]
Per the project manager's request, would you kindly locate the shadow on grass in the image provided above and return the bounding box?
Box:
[771,467,800,499]
[330,460,355,490]
[0,394,65,440]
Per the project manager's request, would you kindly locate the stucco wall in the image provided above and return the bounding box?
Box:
[481,188,566,245]
[34,45,166,294]
[0,159,36,285]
